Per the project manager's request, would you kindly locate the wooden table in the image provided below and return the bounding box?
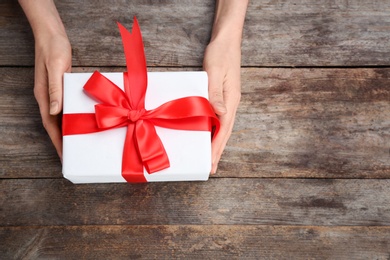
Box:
[1,1,389,259]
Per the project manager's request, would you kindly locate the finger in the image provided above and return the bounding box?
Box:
[207,69,227,116]
[211,112,236,174]
[43,114,63,159]
[34,62,63,159]
[210,79,241,174]
[35,102,63,159]
[47,59,69,115]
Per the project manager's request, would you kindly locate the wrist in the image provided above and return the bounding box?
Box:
[209,0,248,47]
[19,0,67,41]
[209,27,243,48]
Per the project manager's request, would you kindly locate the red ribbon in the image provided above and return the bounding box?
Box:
[63,17,220,183]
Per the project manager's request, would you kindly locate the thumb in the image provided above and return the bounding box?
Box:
[47,66,65,115]
[208,70,227,116]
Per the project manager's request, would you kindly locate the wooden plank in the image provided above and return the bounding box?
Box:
[1,67,389,179]
[221,68,390,178]
[2,0,390,66]
[1,178,390,226]
[1,225,389,259]
[0,68,61,178]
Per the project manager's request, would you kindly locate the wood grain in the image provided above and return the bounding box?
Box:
[2,0,390,66]
[1,67,389,179]
[222,68,390,178]
[2,1,390,259]
[1,178,390,226]
[1,225,389,259]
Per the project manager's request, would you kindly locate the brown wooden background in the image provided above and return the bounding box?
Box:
[1,0,390,259]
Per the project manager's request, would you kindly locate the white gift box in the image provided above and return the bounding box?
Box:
[63,71,212,183]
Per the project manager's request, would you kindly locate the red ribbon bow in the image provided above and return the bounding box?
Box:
[63,17,220,183]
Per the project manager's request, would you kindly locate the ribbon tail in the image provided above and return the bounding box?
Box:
[135,120,170,174]
[122,124,147,183]
[117,18,147,109]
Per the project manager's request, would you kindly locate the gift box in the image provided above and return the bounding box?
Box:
[62,18,219,183]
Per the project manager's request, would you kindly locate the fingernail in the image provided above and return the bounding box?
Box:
[50,101,59,115]
[212,164,218,174]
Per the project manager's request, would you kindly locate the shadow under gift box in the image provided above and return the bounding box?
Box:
[62,71,212,183]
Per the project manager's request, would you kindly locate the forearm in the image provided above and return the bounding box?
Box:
[18,0,67,41]
[211,0,249,45]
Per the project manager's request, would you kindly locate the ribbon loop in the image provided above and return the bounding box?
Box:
[94,104,128,129]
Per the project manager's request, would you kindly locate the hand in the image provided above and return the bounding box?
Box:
[204,38,241,174]
[203,0,248,173]
[19,0,72,160]
[34,32,71,159]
